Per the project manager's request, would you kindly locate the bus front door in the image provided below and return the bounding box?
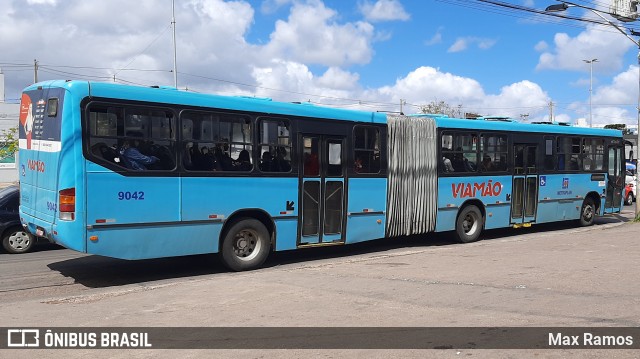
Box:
[511,144,539,225]
[299,135,346,245]
[604,145,624,213]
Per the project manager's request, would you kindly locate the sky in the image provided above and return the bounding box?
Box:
[1,0,640,129]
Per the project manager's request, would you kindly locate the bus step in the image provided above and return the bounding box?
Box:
[512,223,533,229]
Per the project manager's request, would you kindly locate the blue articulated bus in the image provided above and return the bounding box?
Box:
[18,81,625,270]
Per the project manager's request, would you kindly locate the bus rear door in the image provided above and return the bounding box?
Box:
[511,144,539,225]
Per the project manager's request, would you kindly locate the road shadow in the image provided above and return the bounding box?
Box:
[47,211,631,289]
[48,253,227,288]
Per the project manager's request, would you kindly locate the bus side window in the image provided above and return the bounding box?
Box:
[353,126,380,174]
[259,118,291,173]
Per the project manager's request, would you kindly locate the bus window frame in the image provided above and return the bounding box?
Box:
[352,124,382,176]
[83,100,178,175]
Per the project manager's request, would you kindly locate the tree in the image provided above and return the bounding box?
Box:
[604,123,633,135]
[419,100,464,118]
[0,127,19,163]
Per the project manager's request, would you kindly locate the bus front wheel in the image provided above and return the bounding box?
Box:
[578,197,596,227]
[454,205,483,243]
[220,218,271,271]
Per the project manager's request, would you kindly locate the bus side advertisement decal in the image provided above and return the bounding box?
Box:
[18,89,64,152]
[452,181,503,198]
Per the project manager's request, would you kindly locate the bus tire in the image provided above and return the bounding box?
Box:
[578,197,596,227]
[220,218,270,271]
[454,205,483,243]
[2,227,35,254]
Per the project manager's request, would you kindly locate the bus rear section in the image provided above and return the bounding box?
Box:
[18,82,87,253]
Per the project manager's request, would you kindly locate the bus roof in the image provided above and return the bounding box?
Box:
[25,80,387,124]
[410,114,623,137]
[23,81,624,137]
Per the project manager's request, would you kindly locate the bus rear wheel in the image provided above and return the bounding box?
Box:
[220,218,270,271]
[454,205,483,243]
[578,197,596,227]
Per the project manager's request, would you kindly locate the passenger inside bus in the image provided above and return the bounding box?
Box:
[274,147,291,172]
[441,150,455,172]
[119,137,159,171]
[451,149,470,172]
[260,151,274,172]
[235,149,252,171]
[481,155,495,172]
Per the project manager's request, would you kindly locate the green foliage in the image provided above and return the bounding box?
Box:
[603,123,633,135]
[419,100,464,118]
[0,127,18,162]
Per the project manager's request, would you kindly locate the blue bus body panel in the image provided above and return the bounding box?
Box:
[19,81,90,253]
[436,175,512,232]
[537,174,606,221]
[180,177,299,252]
[345,178,387,243]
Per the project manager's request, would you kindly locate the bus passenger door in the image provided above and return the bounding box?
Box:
[511,144,539,225]
[299,135,346,245]
[604,145,623,213]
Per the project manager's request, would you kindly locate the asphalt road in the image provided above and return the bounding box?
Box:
[0,206,638,358]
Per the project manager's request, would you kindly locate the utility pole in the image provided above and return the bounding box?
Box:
[584,58,598,127]
[33,59,38,84]
[400,99,405,114]
[549,101,554,122]
[172,0,178,89]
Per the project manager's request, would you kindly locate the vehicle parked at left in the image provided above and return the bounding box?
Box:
[0,185,37,254]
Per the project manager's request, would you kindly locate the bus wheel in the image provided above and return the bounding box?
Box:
[220,218,270,271]
[578,197,596,227]
[2,227,35,254]
[454,205,483,243]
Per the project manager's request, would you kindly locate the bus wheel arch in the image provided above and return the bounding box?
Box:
[454,201,485,244]
[219,210,274,271]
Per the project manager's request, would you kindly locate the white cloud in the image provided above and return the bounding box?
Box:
[534,41,548,52]
[594,65,638,104]
[448,37,497,53]
[262,1,375,67]
[425,27,443,46]
[364,67,549,118]
[317,67,360,90]
[0,0,555,123]
[536,25,634,72]
[26,0,56,4]
[482,81,549,117]
[359,0,410,22]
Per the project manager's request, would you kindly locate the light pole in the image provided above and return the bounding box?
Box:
[584,58,598,127]
[546,1,640,218]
